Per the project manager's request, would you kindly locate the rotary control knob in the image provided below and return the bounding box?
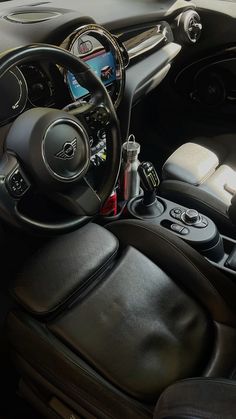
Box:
[183,209,201,224]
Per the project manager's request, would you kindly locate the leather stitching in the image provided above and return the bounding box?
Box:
[12,242,119,318]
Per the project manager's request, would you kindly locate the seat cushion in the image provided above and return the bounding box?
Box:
[162,141,236,207]
[201,164,236,206]
[50,245,209,402]
[8,220,236,418]
[194,133,236,171]
[154,378,236,419]
[162,143,219,186]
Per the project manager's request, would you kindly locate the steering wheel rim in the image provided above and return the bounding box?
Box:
[0,44,121,233]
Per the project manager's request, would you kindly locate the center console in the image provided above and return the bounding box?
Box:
[124,161,236,276]
[129,195,223,262]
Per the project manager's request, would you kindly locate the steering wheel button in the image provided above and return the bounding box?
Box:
[7,169,29,198]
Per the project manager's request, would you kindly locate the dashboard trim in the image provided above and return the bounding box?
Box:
[127,33,166,61]
[117,21,174,62]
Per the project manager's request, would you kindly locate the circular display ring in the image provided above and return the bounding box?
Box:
[61,24,126,109]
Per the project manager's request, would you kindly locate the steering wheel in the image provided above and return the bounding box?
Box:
[0,44,121,233]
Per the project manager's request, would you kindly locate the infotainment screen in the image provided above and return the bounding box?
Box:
[67,49,116,100]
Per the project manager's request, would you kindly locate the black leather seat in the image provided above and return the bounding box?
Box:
[7,220,236,418]
[160,135,236,236]
[154,378,236,419]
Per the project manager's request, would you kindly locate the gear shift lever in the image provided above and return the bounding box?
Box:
[138,161,160,206]
[128,161,164,218]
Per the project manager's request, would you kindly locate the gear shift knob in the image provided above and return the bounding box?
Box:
[128,161,164,218]
[138,161,160,191]
[138,161,160,205]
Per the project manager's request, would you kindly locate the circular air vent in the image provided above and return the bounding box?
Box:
[177,10,202,45]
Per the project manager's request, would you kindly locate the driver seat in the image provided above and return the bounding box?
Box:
[7,220,236,418]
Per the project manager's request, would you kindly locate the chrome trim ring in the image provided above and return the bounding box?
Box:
[60,23,126,109]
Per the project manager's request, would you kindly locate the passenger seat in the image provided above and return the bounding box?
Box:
[160,139,236,236]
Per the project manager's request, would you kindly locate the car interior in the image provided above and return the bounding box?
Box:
[1,0,236,418]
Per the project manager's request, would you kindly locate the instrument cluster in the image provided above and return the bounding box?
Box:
[0,63,56,126]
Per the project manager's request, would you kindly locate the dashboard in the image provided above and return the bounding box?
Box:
[0,0,202,169]
[0,0,234,230]
[0,24,128,128]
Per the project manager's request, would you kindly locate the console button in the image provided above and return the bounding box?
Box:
[173,208,182,215]
[181,227,190,235]
[170,223,183,233]
[194,217,208,228]
[202,216,208,226]
[170,208,183,220]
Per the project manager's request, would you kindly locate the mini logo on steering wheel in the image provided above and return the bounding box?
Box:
[55,138,77,160]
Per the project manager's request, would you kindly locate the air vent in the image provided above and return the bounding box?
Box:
[177,11,202,45]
